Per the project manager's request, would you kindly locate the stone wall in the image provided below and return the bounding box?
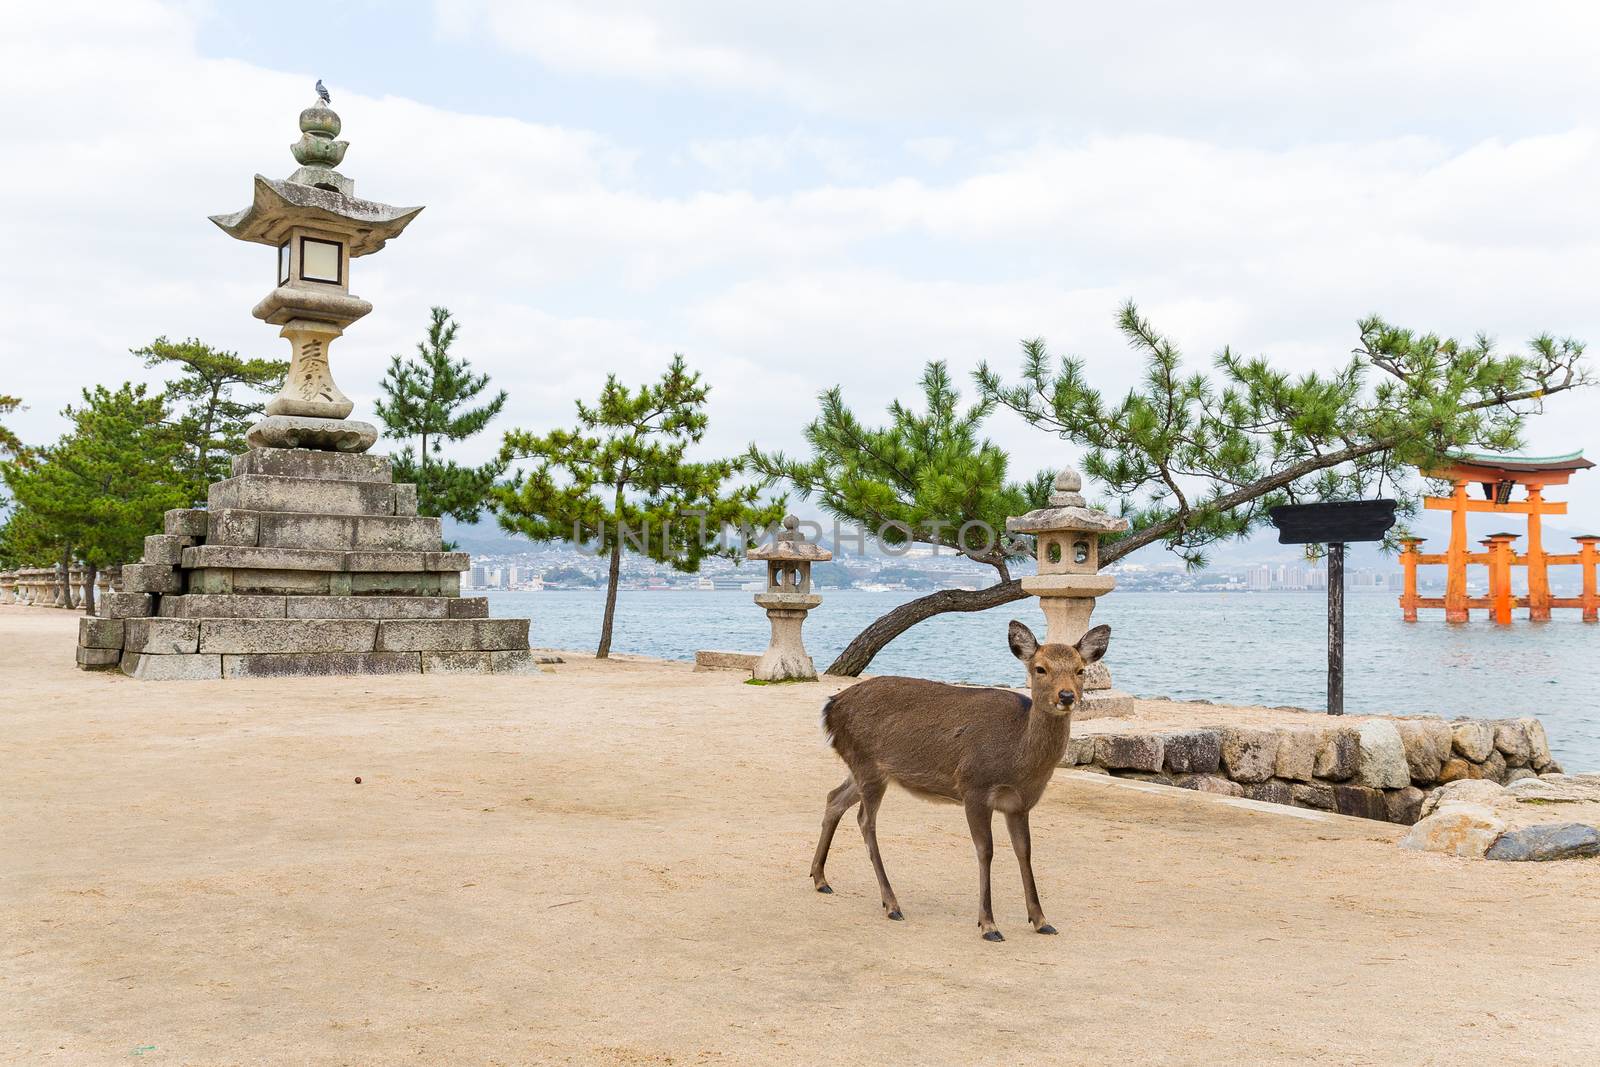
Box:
[1062,714,1561,825]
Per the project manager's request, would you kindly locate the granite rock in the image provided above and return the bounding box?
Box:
[1398,803,1506,857]
[1483,823,1600,862]
[1450,721,1495,762]
[1273,726,1317,782]
[1314,725,1360,781]
[1095,734,1165,773]
[1220,726,1279,784]
[1356,720,1410,790]
[1159,730,1221,774]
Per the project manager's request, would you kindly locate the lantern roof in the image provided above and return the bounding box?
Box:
[209,86,423,257]
[1006,465,1129,536]
[748,516,833,561]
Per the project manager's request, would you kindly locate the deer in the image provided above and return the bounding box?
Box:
[810,619,1110,941]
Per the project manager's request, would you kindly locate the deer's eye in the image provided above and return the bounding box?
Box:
[1035,665,1046,675]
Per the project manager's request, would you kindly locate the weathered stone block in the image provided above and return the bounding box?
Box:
[207,509,260,547]
[1384,785,1426,825]
[421,650,494,674]
[97,591,152,619]
[1484,823,1600,862]
[120,652,223,680]
[76,645,122,668]
[216,568,335,596]
[1419,778,1505,820]
[1504,767,1536,783]
[1437,758,1471,783]
[159,594,289,619]
[125,618,201,654]
[231,447,392,483]
[209,474,396,517]
[1274,726,1317,782]
[1394,719,1452,784]
[1398,804,1506,857]
[489,649,543,674]
[1516,717,1552,770]
[448,597,489,619]
[393,483,418,515]
[1062,735,1097,767]
[1290,783,1335,810]
[122,563,182,594]
[143,534,190,565]
[184,545,346,572]
[1493,720,1532,764]
[1115,770,1172,785]
[198,618,378,654]
[424,551,470,572]
[1094,733,1165,772]
[220,651,421,678]
[350,572,451,596]
[354,515,443,551]
[1356,720,1410,789]
[1332,784,1389,821]
[1220,727,1279,784]
[1242,779,1293,806]
[1172,774,1244,797]
[375,618,530,653]
[78,616,125,649]
[439,571,461,597]
[1160,730,1221,774]
[1314,725,1360,781]
[186,570,234,595]
[1451,720,1495,762]
[287,595,453,620]
[344,550,427,572]
[164,508,209,537]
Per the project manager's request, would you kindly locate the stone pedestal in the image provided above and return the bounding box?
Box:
[752,591,822,681]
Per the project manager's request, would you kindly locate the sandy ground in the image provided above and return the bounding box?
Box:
[3,607,1597,1066]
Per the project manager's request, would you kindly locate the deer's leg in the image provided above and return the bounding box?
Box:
[810,774,859,893]
[965,798,1001,941]
[1005,810,1055,934]
[855,777,903,920]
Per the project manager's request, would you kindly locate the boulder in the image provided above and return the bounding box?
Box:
[1172,774,1244,797]
[1436,758,1471,784]
[1484,823,1600,861]
[1290,783,1335,810]
[1063,735,1097,767]
[1517,717,1553,770]
[1160,730,1221,775]
[1220,726,1279,784]
[1493,720,1533,764]
[1419,778,1505,819]
[1273,727,1317,783]
[1384,786,1426,826]
[1505,777,1600,804]
[1242,779,1293,806]
[1398,804,1507,858]
[1450,721,1495,762]
[1332,784,1389,821]
[1356,720,1410,790]
[1394,720,1450,783]
[1314,725,1360,781]
[1504,767,1537,784]
[1115,770,1172,785]
[1466,750,1508,783]
[1095,734,1164,773]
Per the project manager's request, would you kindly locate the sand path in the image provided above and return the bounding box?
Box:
[2,608,1596,1065]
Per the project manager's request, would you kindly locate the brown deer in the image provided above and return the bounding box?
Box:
[810,619,1110,941]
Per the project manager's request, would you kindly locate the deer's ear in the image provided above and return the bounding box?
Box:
[1008,620,1039,661]
[1077,624,1111,664]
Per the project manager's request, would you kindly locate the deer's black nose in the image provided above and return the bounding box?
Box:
[1058,690,1075,707]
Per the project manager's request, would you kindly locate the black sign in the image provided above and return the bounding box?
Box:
[1269,499,1397,545]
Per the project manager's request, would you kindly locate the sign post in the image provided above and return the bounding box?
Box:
[1268,500,1397,715]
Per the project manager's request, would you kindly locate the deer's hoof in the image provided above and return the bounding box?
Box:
[1036,923,1058,935]
[886,908,904,921]
[981,930,1005,942]
[816,883,833,894]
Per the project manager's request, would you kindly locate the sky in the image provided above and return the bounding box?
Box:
[4,0,1600,533]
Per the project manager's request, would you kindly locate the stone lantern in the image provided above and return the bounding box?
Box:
[1006,466,1133,716]
[746,516,831,681]
[208,91,423,453]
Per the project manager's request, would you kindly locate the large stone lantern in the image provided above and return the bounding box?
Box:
[1006,466,1133,716]
[209,92,423,454]
[747,516,831,681]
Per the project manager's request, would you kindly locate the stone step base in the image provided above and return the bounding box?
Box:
[159,594,489,620]
[209,474,417,517]
[183,545,467,573]
[120,648,543,679]
[231,447,392,483]
[124,616,529,655]
[187,568,461,597]
[208,509,443,551]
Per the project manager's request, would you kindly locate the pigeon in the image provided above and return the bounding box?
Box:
[315,79,331,105]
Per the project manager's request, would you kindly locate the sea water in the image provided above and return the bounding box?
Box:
[490,588,1600,772]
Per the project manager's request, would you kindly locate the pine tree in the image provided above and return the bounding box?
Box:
[764,304,1591,676]
[374,307,508,524]
[1,384,189,613]
[0,394,23,460]
[135,338,286,502]
[492,355,782,658]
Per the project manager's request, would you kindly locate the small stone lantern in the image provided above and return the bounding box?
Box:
[1006,466,1133,716]
[747,516,831,681]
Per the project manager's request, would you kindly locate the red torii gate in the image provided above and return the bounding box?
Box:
[1398,451,1596,623]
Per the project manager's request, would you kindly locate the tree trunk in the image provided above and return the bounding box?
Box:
[57,546,75,609]
[82,562,97,616]
[597,537,624,659]
[825,579,1027,677]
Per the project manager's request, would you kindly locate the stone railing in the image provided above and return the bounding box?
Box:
[1063,714,1560,825]
[1,566,117,607]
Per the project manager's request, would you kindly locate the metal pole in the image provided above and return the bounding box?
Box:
[1327,541,1345,715]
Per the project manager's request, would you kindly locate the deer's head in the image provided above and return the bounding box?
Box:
[1008,620,1111,716]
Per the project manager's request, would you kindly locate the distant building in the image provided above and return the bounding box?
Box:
[1246,565,1271,591]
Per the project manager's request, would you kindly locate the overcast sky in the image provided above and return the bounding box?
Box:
[5,1,1600,529]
